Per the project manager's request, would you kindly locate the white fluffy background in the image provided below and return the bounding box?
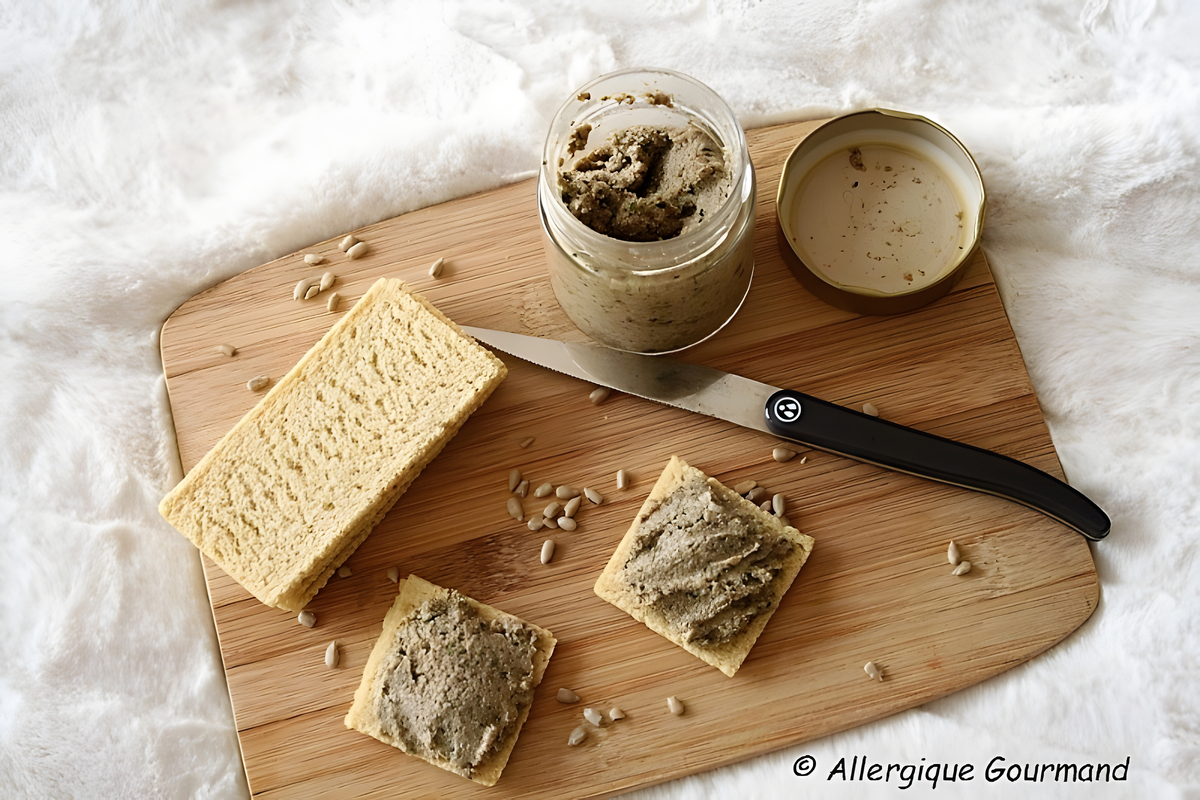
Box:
[2,1,1197,797]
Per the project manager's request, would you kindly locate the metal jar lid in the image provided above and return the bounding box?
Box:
[775,109,986,315]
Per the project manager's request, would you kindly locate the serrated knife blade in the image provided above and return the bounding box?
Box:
[463,326,1110,541]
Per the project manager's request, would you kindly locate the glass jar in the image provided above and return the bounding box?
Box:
[538,68,756,354]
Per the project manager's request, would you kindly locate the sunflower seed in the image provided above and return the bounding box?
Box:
[733,479,757,495]
[386,567,400,583]
[346,241,369,260]
[304,283,321,300]
[298,610,317,628]
[951,560,972,576]
[557,688,580,704]
[508,468,522,492]
[556,485,580,500]
[616,469,630,490]
[863,402,879,417]
[557,516,577,532]
[589,386,611,405]
[666,696,685,716]
[319,271,336,291]
[303,253,324,265]
[584,487,603,505]
[527,516,545,532]
[583,707,603,726]
[772,493,786,516]
[947,541,961,566]
[760,500,772,512]
[247,375,270,392]
[773,447,797,463]
[540,539,555,564]
[326,292,341,313]
[543,501,561,519]
[543,515,558,529]
[567,725,587,746]
[563,496,581,518]
[609,707,625,721]
[428,256,445,278]
[534,482,554,498]
[339,234,358,252]
[293,277,315,301]
[746,486,767,503]
[864,661,883,681]
[325,641,340,668]
[516,480,529,497]
[216,343,237,357]
[337,565,352,578]
[506,497,523,521]
[519,437,535,449]
[799,456,808,465]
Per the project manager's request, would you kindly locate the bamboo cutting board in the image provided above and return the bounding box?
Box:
[160,119,1099,798]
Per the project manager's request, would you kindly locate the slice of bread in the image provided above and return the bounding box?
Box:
[159,278,506,611]
[594,456,814,677]
[345,575,556,786]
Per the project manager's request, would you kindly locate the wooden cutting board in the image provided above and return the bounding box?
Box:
[160,119,1099,798]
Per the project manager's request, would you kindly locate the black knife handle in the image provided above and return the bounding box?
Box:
[763,390,1110,541]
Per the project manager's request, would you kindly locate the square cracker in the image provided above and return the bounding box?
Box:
[345,575,556,787]
[594,456,815,677]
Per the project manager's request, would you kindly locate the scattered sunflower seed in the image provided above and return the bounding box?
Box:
[863,402,879,417]
[386,567,400,583]
[516,480,529,497]
[216,343,237,357]
[298,610,316,628]
[304,283,321,300]
[609,707,625,721]
[616,469,630,490]
[733,479,757,495]
[543,501,562,519]
[528,517,545,532]
[557,688,580,704]
[508,468,522,492]
[948,541,961,566]
[584,487,603,505]
[864,661,883,681]
[339,234,358,252]
[303,253,324,265]
[951,560,972,576]
[589,386,611,405]
[746,486,768,503]
[556,485,580,500]
[583,707,603,726]
[325,641,340,669]
[567,726,588,746]
[543,516,559,530]
[293,277,315,301]
[773,447,797,463]
[666,696,685,716]
[534,482,554,498]
[519,437,535,449]
[247,375,270,392]
[563,496,581,518]
[759,500,773,512]
[772,493,787,516]
[557,516,577,532]
[506,497,523,521]
[319,271,336,291]
[326,292,341,313]
[540,539,555,564]
[337,565,352,578]
[428,256,445,278]
[799,456,808,465]
[346,241,369,259]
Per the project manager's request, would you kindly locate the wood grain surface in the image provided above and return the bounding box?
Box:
[159,119,1099,798]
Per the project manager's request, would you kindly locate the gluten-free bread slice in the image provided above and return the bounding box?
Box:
[345,575,556,786]
[595,456,814,677]
[158,278,506,611]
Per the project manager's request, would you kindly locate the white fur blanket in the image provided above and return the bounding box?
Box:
[2,1,1197,797]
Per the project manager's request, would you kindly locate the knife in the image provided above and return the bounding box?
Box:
[462,326,1110,541]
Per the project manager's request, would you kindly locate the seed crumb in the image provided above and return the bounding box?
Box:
[864,661,883,681]
[609,707,625,721]
[339,234,358,252]
[951,560,972,576]
[948,541,961,566]
[799,455,808,465]
[303,253,324,265]
[557,688,580,704]
[589,386,611,405]
[429,256,445,278]
[216,343,237,357]
[863,402,879,417]
[666,696,685,716]
[326,292,341,313]
[325,641,340,669]
[516,479,530,497]
[519,437,535,449]
[293,277,314,301]
[336,565,352,578]
[583,707,603,726]
[616,469,630,490]
[247,375,270,392]
[772,447,797,463]
[298,610,316,628]
[386,567,400,583]
[567,725,587,746]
